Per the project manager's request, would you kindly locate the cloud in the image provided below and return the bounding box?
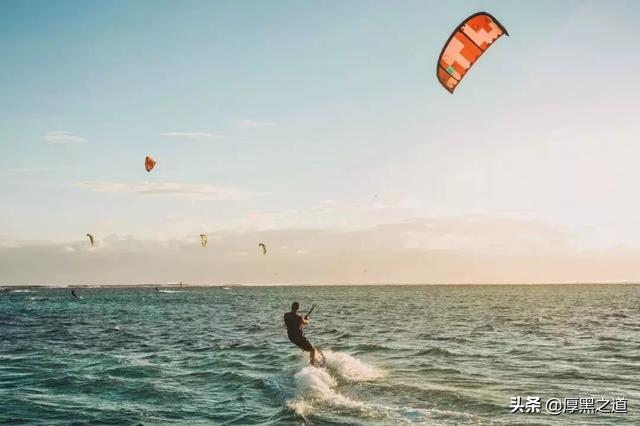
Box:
[43,131,87,144]
[3,166,65,174]
[160,132,228,140]
[74,181,255,201]
[232,119,277,128]
[2,218,640,285]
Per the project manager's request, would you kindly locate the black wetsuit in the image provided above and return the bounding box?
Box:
[284,311,313,352]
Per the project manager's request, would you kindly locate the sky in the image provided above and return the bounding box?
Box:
[2,0,640,285]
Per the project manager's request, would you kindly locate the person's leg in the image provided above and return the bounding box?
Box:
[294,336,315,365]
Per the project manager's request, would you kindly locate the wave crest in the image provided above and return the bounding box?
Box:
[287,350,383,417]
[322,349,384,381]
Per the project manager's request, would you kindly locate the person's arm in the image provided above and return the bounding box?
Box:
[299,315,309,327]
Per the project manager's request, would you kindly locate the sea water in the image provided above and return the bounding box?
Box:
[1,285,639,425]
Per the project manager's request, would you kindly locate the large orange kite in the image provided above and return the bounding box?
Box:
[437,12,508,94]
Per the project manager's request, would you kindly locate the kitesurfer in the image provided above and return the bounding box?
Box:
[71,289,80,299]
[284,302,316,365]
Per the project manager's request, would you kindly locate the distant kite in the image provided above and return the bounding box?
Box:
[86,233,94,247]
[145,156,156,172]
[437,12,508,93]
[258,243,267,255]
[200,234,208,248]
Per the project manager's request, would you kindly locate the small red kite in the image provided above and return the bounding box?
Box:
[145,155,156,172]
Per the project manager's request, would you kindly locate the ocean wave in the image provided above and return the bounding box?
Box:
[611,353,640,361]
[415,347,456,357]
[286,350,383,417]
[287,361,428,424]
[529,368,616,381]
[104,364,163,379]
[417,334,469,344]
[395,366,462,375]
[336,332,353,340]
[218,341,261,351]
[597,335,624,342]
[374,382,504,414]
[350,343,392,352]
[322,350,384,381]
[505,347,530,356]
[417,366,462,375]
[471,324,495,332]
[288,366,364,414]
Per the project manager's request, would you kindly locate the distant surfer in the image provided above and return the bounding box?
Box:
[155,287,159,292]
[284,302,317,366]
[71,289,81,299]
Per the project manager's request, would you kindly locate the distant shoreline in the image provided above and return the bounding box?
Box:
[1,282,639,289]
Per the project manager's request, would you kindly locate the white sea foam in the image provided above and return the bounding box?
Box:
[287,350,383,418]
[287,365,366,416]
[322,349,384,381]
[286,351,432,422]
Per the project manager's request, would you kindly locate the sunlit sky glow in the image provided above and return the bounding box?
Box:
[2,0,640,285]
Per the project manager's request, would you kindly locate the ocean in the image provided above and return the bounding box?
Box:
[1,285,638,425]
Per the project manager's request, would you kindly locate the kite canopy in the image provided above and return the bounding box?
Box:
[145,156,156,172]
[436,12,508,93]
[258,243,267,255]
[200,234,208,248]
[86,233,94,247]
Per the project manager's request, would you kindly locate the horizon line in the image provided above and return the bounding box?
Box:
[2,281,639,289]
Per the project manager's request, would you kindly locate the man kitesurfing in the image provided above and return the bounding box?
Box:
[284,302,320,365]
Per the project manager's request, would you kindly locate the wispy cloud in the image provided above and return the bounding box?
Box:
[43,131,87,144]
[74,181,256,201]
[160,132,228,140]
[4,166,65,174]
[232,119,277,128]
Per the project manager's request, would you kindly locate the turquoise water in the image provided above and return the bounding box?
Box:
[1,285,639,425]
